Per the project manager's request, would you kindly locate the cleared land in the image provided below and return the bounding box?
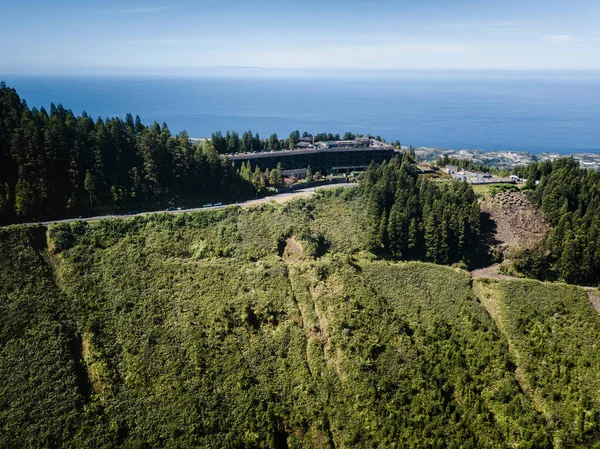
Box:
[479,191,550,255]
[471,263,520,281]
[588,290,600,314]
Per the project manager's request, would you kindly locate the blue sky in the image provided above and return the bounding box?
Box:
[1,0,599,74]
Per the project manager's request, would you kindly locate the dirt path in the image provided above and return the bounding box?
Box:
[470,263,521,281]
[472,264,600,316]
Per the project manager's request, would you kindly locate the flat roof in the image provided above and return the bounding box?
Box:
[225,145,397,160]
[318,140,363,145]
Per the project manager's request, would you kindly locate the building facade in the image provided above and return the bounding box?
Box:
[226,142,398,174]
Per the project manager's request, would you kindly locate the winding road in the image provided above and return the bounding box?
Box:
[3,183,357,229]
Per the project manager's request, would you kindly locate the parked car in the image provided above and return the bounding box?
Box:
[213,202,223,206]
[177,206,188,210]
[166,206,176,211]
[126,209,140,215]
[203,203,213,208]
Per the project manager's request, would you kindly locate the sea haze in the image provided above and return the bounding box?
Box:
[4,72,600,154]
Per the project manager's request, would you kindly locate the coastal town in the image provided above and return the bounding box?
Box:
[442,164,524,184]
[414,146,600,170]
[199,132,600,172]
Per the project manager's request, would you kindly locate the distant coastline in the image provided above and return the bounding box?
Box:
[412,146,600,169]
[3,74,599,156]
[189,136,600,169]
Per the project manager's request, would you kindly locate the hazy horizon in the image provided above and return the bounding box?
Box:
[2,0,599,74]
[4,68,600,81]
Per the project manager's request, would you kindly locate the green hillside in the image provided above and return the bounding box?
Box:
[474,279,600,447]
[1,190,599,448]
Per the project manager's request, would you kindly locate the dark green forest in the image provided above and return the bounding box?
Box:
[0,82,259,223]
[512,158,600,285]
[0,83,393,224]
[362,157,481,266]
[208,130,392,155]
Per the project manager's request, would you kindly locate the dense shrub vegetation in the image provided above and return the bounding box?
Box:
[512,158,600,285]
[1,193,599,447]
[474,279,600,447]
[0,226,84,447]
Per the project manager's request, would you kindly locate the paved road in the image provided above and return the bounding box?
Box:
[5,182,357,228]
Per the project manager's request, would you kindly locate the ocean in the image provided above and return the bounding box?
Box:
[3,73,600,154]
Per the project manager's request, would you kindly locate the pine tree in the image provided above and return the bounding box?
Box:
[14,177,35,217]
[0,182,12,220]
[303,166,311,182]
[253,166,265,192]
[269,134,280,151]
[227,131,240,153]
[288,131,299,149]
[526,163,538,189]
[253,133,263,152]
[241,131,253,153]
[84,170,95,208]
[269,163,283,188]
[388,202,406,258]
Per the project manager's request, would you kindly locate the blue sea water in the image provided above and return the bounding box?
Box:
[2,73,600,154]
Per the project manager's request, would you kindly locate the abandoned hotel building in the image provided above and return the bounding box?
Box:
[225,138,398,175]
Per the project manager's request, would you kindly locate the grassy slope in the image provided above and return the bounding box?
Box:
[0,188,598,447]
[288,260,547,447]
[474,279,600,447]
[0,226,84,447]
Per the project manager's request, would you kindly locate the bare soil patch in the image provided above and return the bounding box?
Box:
[587,290,600,314]
[471,263,520,281]
[480,191,550,255]
[282,236,304,263]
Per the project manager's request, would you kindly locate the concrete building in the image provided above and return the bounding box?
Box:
[226,140,397,174]
[294,142,313,149]
[282,168,308,178]
[316,140,367,149]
